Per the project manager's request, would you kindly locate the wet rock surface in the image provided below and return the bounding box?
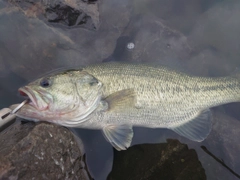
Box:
[0,121,91,180]
[108,139,206,180]
[133,0,203,34]
[189,0,240,63]
[205,111,240,176]
[109,15,193,65]
[0,0,131,81]
[8,0,99,29]
[181,110,240,180]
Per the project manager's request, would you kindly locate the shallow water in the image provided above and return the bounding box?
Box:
[1,0,240,179]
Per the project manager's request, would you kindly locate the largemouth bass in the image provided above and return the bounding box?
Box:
[11,62,240,150]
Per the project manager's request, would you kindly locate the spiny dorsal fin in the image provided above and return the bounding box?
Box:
[105,89,136,112]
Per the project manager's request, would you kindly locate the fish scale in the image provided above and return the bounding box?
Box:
[84,62,240,111]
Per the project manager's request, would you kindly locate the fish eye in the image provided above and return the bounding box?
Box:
[40,78,51,88]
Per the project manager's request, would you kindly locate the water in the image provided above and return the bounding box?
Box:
[1,0,240,179]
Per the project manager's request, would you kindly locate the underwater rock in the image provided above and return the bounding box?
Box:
[7,0,99,29]
[0,121,91,180]
[45,0,99,29]
[0,0,131,81]
[133,0,203,34]
[189,0,240,64]
[108,139,206,180]
[223,103,240,121]
[186,49,234,77]
[109,15,193,67]
[204,111,240,176]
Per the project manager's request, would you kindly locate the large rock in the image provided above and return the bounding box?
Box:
[0,0,132,80]
[0,0,132,109]
[108,139,206,180]
[205,111,240,175]
[133,0,203,34]
[0,121,91,180]
[9,0,100,29]
[189,0,240,65]
[109,15,193,67]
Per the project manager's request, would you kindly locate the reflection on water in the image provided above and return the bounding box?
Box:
[1,0,240,179]
[0,72,26,108]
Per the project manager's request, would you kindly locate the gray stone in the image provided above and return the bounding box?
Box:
[207,111,240,173]
[108,139,206,180]
[110,15,193,67]
[186,49,234,76]
[133,0,203,34]
[0,0,132,80]
[189,0,240,64]
[0,121,91,180]
[8,0,99,29]
[186,111,240,180]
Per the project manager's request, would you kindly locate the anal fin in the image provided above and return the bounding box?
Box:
[171,109,212,142]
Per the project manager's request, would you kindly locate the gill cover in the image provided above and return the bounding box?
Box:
[14,70,103,125]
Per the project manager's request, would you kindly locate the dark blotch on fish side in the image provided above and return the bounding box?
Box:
[108,139,206,180]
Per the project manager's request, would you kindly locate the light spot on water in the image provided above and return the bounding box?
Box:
[127,42,135,50]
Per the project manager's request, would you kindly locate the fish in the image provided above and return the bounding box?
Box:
[10,62,240,150]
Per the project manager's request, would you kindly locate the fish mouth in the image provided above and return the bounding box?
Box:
[18,86,49,111]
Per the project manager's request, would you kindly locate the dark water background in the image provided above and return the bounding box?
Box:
[1,0,240,179]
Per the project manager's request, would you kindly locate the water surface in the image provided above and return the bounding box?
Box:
[1,0,240,179]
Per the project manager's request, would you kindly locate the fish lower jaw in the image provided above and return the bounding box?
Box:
[18,87,48,111]
[28,101,48,111]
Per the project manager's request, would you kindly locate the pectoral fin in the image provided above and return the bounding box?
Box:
[171,109,212,142]
[102,124,133,151]
[105,89,136,112]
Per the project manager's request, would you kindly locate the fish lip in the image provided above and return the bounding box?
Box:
[18,86,48,111]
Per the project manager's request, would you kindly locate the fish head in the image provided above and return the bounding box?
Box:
[12,70,103,125]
